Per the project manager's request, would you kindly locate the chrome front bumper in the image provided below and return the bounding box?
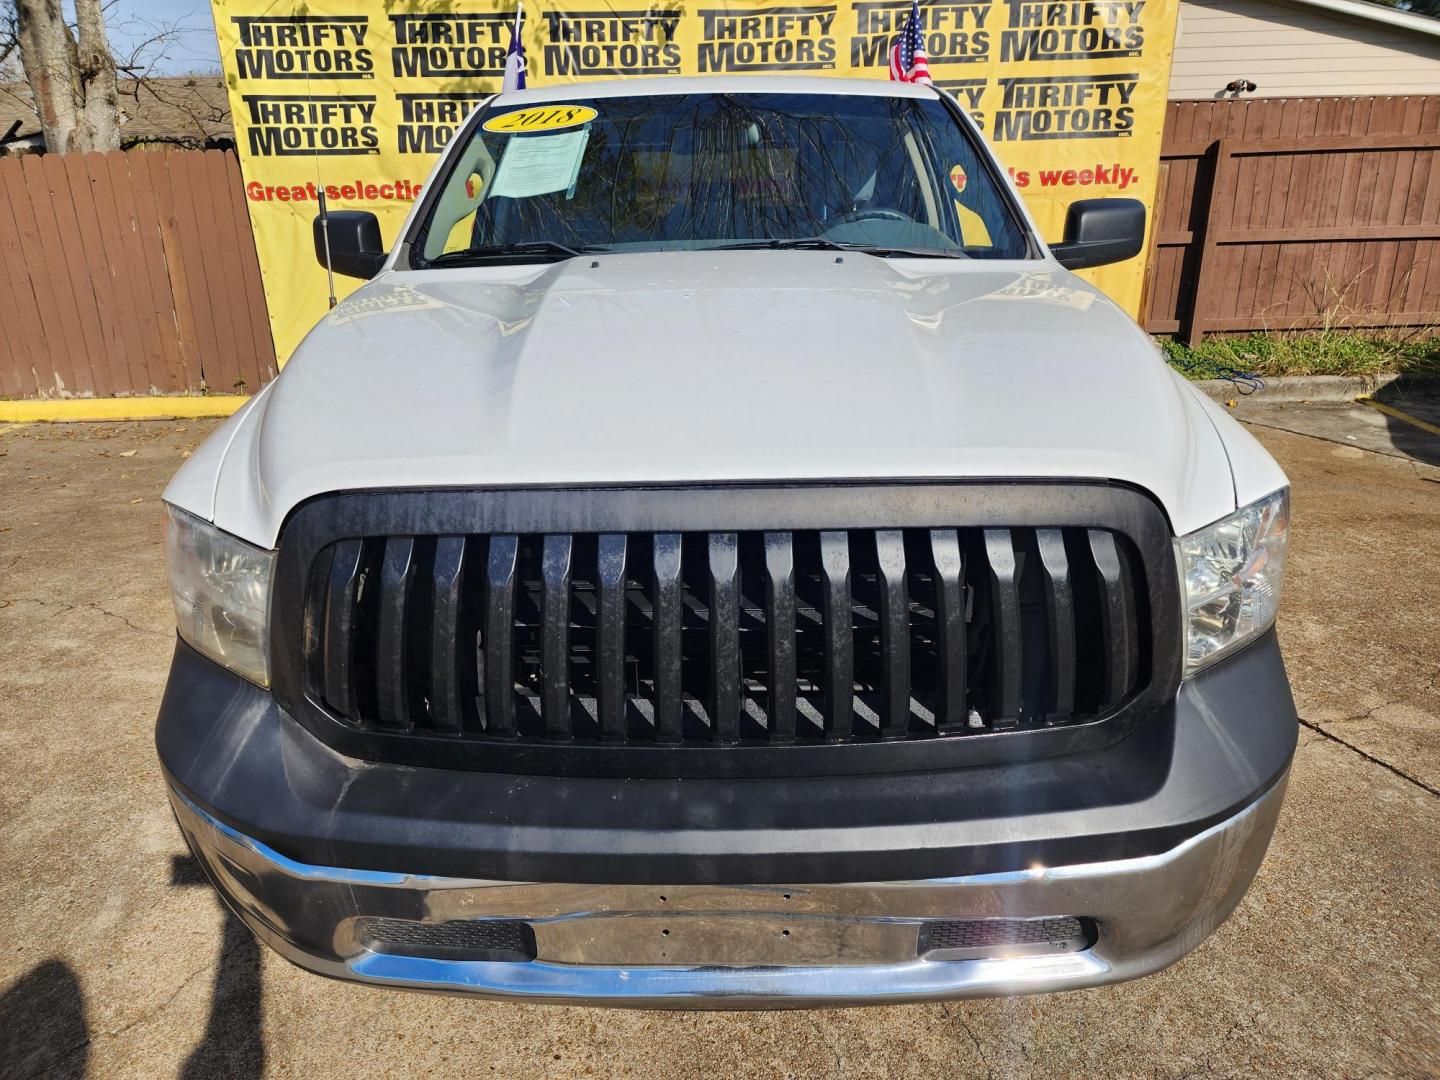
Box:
[169,774,1286,1008]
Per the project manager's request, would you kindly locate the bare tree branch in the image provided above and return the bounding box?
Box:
[0,6,18,71]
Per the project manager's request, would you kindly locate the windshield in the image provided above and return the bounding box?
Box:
[415,92,1031,264]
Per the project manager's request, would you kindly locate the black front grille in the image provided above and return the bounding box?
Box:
[270,484,1179,777]
[304,526,1143,743]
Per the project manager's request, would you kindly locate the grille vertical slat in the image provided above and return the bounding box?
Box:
[303,546,334,692]
[819,531,854,741]
[595,533,628,741]
[1035,529,1076,719]
[708,532,742,745]
[1088,529,1139,707]
[652,533,684,743]
[483,534,519,737]
[874,530,911,737]
[429,536,468,733]
[375,537,417,731]
[541,534,574,740]
[928,529,967,732]
[763,531,797,743]
[983,529,1022,723]
[322,539,365,719]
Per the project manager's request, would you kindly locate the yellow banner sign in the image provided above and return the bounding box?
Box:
[211,0,1177,362]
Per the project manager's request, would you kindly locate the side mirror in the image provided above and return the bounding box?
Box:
[313,210,386,280]
[1049,198,1146,271]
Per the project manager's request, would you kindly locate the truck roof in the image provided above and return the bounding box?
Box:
[490,75,941,106]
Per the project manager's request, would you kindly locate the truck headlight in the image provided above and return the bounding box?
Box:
[163,504,275,686]
[1177,488,1289,675]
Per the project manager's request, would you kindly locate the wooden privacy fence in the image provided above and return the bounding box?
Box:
[1145,95,1440,342]
[0,149,275,398]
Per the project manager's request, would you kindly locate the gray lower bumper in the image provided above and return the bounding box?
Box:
[169,773,1287,1009]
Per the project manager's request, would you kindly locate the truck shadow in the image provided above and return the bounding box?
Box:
[172,854,265,1080]
[0,959,90,1080]
[1369,378,1440,469]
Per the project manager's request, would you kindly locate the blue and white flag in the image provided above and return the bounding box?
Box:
[502,4,527,92]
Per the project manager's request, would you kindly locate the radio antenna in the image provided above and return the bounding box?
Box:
[307,56,337,310]
[317,187,338,309]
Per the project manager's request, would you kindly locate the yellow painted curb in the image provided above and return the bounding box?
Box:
[0,396,249,424]
[1357,396,1440,439]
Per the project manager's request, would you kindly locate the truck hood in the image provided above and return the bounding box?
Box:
[190,251,1236,546]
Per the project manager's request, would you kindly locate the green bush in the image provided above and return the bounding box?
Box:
[1160,332,1440,381]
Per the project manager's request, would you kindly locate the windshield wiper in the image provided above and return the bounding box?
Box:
[427,240,603,265]
[712,238,849,252]
[859,245,967,260]
[712,238,963,259]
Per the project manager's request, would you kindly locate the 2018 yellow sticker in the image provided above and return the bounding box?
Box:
[483,105,598,134]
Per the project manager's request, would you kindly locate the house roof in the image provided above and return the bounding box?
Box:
[1259,0,1440,37]
[0,77,232,149]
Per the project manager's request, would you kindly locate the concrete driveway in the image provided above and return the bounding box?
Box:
[2,414,1438,1079]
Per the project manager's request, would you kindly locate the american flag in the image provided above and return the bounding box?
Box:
[889,0,932,84]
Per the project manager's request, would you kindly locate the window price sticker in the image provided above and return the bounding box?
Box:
[489,129,591,199]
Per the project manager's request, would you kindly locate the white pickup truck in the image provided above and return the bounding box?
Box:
[157,75,1295,1008]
